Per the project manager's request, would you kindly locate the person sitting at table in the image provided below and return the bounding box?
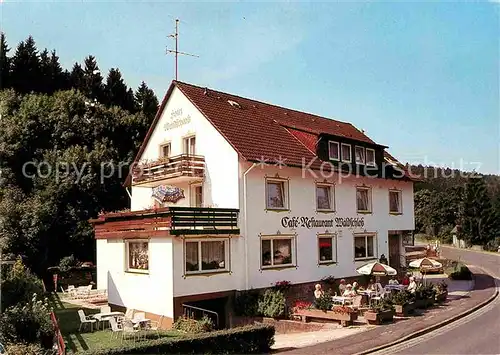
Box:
[338,279,346,295]
[314,284,324,299]
[367,278,376,291]
[388,276,399,285]
[407,276,417,293]
[342,284,356,297]
[401,273,410,286]
[352,281,360,293]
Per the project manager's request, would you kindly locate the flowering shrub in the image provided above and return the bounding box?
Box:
[0,293,54,349]
[173,315,213,333]
[292,300,312,312]
[273,280,292,292]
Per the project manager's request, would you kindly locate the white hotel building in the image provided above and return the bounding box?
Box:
[91,81,416,328]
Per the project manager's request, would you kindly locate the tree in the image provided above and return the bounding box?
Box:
[0,32,10,89]
[82,55,104,102]
[38,49,51,93]
[105,68,135,111]
[70,62,85,91]
[135,81,159,119]
[10,36,41,93]
[461,174,497,245]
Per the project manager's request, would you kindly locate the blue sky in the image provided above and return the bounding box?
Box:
[2,1,499,174]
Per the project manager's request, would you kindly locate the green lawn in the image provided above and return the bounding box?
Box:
[48,293,180,353]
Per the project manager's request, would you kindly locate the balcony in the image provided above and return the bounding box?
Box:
[131,154,205,187]
[91,207,240,239]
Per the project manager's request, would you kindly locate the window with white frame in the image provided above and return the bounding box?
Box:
[183,136,196,156]
[354,234,376,260]
[366,148,376,167]
[261,235,295,268]
[328,141,340,161]
[341,143,351,162]
[356,187,372,213]
[160,143,171,158]
[316,183,334,211]
[191,183,203,207]
[355,146,365,164]
[185,239,229,274]
[389,190,402,214]
[266,178,288,210]
[126,240,149,272]
[318,233,337,264]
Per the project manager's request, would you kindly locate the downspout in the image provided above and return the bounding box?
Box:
[243,163,257,290]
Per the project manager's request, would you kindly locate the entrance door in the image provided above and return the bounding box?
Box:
[388,233,401,270]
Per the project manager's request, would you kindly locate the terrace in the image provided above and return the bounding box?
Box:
[91,206,240,239]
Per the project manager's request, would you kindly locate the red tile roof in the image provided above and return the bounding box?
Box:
[125,80,412,185]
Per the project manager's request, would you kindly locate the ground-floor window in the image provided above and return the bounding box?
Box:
[125,240,149,273]
[185,239,229,274]
[354,234,376,260]
[261,235,296,268]
[318,233,337,264]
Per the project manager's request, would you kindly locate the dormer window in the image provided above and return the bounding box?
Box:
[328,141,340,161]
[341,143,351,162]
[355,146,365,165]
[366,148,376,167]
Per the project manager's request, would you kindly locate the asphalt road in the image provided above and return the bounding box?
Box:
[390,247,500,355]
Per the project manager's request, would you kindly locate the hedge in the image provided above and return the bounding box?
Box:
[80,324,275,355]
[447,262,472,280]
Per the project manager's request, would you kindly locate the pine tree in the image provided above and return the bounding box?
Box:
[135,81,159,119]
[70,63,85,91]
[48,50,66,92]
[82,55,104,102]
[0,32,10,89]
[10,36,42,93]
[461,174,496,245]
[39,48,51,93]
[105,68,129,108]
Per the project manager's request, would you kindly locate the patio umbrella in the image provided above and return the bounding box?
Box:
[356,261,397,276]
[408,258,442,285]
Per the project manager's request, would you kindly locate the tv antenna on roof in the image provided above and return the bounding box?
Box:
[166,18,199,81]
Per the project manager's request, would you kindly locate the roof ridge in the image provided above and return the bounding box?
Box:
[174,80,360,129]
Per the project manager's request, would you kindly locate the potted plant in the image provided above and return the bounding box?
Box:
[391,290,415,317]
[434,281,448,303]
[422,284,436,307]
[332,305,359,326]
[364,299,395,325]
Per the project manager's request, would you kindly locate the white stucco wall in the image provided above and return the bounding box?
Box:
[130,87,239,211]
[241,164,414,290]
[97,238,174,318]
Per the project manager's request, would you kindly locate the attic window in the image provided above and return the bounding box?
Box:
[228,100,242,109]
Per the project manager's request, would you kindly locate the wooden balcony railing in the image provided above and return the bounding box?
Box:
[169,207,240,236]
[132,154,205,185]
[91,207,240,239]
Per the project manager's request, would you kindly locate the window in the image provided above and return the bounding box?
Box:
[126,240,149,272]
[185,239,229,274]
[261,236,295,268]
[389,190,402,214]
[266,179,288,210]
[355,146,365,164]
[356,187,372,213]
[316,183,334,211]
[183,136,196,156]
[341,143,351,162]
[328,141,340,161]
[318,234,337,264]
[191,184,203,207]
[366,148,376,167]
[160,143,171,158]
[354,234,376,260]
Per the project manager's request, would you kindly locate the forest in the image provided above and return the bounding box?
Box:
[0,33,499,278]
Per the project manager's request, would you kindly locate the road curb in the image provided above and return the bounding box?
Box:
[355,269,498,355]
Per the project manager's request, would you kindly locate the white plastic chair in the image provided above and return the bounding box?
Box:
[147,316,163,338]
[100,305,111,313]
[109,317,123,339]
[122,319,140,343]
[78,310,97,332]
